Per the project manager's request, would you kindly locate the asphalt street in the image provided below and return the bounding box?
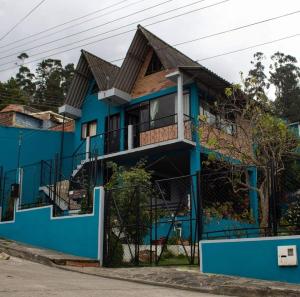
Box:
[0,257,231,297]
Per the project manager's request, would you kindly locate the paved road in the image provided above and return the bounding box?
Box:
[0,257,231,297]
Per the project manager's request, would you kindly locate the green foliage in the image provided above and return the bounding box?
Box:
[108,234,124,267]
[283,201,300,228]
[245,51,300,122]
[204,201,255,224]
[105,160,154,243]
[0,53,75,111]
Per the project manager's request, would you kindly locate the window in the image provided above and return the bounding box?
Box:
[145,51,164,76]
[199,102,216,125]
[81,120,97,139]
[149,92,190,129]
[199,102,236,135]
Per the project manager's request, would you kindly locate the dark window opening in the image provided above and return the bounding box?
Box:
[105,113,120,154]
[91,82,99,94]
[145,51,164,76]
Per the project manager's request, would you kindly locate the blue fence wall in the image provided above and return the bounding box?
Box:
[0,187,103,259]
[200,236,300,284]
[0,126,75,171]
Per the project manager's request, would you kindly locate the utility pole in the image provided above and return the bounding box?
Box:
[17,131,23,169]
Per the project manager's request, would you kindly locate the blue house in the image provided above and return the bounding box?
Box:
[0,25,259,265]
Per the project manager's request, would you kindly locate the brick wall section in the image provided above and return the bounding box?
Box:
[0,112,14,126]
[131,49,176,98]
[49,120,75,132]
[200,117,253,160]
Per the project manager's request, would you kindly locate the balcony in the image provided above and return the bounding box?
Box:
[80,114,196,163]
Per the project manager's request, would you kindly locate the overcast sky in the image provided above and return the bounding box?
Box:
[0,0,299,98]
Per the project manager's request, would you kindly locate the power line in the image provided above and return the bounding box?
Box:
[196,33,300,61]
[0,0,47,42]
[0,0,230,71]
[0,0,132,49]
[0,0,150,54]
[0,4,298,73]
[108,9,300,63]
[0,0,178,61]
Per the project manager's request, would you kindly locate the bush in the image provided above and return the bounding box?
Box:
[108,235,124,267]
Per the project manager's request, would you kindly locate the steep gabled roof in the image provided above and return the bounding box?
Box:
[65,50,120,109]
[64,25,231,109]
[113,25,199,93]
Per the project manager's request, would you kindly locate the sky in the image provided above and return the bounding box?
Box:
[0,0,299,99]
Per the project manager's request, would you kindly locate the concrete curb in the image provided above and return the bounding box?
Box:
[0,243,55,267]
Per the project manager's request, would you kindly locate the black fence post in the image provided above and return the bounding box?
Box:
[196,171,203,266]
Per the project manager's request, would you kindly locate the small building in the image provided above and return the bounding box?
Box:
[0,104,74,131]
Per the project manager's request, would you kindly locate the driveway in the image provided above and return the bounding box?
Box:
[0,257,231,297]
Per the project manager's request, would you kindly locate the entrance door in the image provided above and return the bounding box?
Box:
[105,114,120,154]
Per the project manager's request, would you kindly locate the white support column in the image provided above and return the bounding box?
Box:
[127,125,133,150]
[177,72,184,140]
[86,136,91,160]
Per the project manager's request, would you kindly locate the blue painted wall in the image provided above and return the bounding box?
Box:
[0,188,102,259]
[201,236,300,284]
[0,126,74,171]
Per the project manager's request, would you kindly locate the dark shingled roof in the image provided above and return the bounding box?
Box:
[65,50,119,109]
[113,25,200,93]
[65,25,231,109]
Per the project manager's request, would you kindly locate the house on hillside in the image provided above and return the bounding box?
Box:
[0,25,259,265]
[0,104,74,131]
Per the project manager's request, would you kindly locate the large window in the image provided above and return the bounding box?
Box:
[126,92,190,132]
[150,92,190,129]
[81,120,97,139]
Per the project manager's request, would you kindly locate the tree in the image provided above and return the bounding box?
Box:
[105,161,154,242]
[15,53,36,98]
[0,78,27,109]
[35,59,64,109]
[199,82,299,227]
[244,52,269,101]
[269,52,300,122]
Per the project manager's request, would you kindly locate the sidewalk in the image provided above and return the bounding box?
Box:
[1,238,300,297]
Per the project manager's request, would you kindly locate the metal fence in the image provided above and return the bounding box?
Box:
[103,174,200,267]
[0,169,17,222]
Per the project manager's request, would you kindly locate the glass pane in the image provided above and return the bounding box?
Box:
[81,123,87,139]
[89,121,97,137]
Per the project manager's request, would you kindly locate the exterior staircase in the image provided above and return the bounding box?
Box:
[39,180,81,213]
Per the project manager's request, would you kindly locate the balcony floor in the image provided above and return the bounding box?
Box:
[97,138,196,162]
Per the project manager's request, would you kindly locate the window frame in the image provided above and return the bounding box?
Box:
[81,120,98,139]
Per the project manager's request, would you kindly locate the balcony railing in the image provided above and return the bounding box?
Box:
[75,114,196,164]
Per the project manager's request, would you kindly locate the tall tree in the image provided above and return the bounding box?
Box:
[245,52,269,101]
[35,59,64,109]
[15,53,36,98]
[269,52,300,122]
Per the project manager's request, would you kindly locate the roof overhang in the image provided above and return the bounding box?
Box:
[59,104,82,119]
[165,70,193,85]
[177,66,231,93]
[98,88,131,106]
